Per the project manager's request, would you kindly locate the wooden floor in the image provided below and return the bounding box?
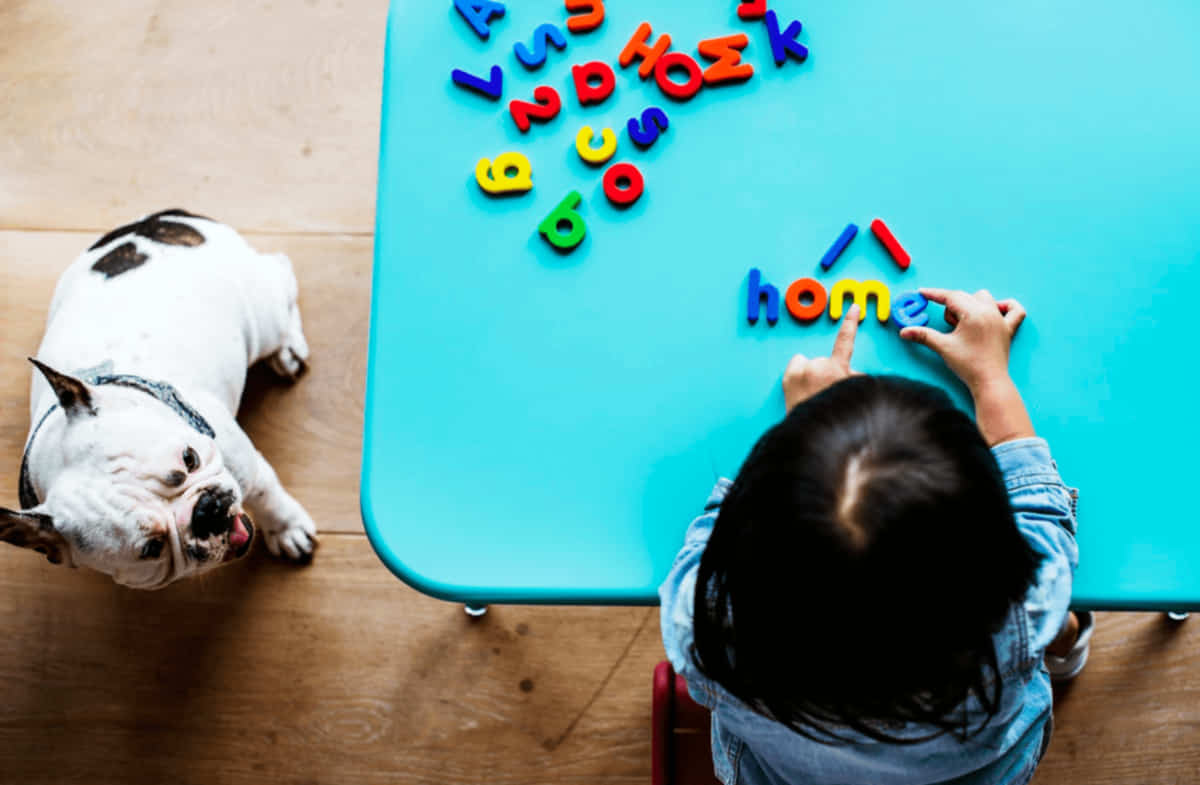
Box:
[1,2,1198,783]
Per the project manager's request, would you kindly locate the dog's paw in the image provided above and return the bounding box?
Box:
[262,508,318,565]
[268,303,311,382]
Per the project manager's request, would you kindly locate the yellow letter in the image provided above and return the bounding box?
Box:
[829,279,890,323]
[475,152,533,195]
[574,126,618,166]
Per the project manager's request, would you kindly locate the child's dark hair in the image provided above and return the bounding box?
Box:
[692,375,1041,743]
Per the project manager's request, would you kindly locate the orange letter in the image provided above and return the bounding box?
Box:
[698,34,754,85]
[619,22,672,79]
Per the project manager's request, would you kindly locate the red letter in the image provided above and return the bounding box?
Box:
[785,278,828,322]
[571,61,615,105]
[737,0,766,20]
[698,34,754,85]
[565,0,604,33]
[654,52,704,100]
[603,163,645,206]
[509,86,562,133]
[619,22,672,79]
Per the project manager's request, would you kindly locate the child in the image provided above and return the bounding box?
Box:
[660,290,1092,785]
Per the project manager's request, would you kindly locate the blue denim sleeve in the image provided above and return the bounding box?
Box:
[659,479,732,709]
[992,438,1079,660]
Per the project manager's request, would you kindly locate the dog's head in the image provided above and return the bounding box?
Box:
[1,361,254,589]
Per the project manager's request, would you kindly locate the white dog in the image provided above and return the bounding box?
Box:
[1,209,317,588]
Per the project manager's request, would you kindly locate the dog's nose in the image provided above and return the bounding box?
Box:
[191,488,235,540]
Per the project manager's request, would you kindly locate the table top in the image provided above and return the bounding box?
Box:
[363,0,1200,609]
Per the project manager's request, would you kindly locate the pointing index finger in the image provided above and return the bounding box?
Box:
[832,304,860,365]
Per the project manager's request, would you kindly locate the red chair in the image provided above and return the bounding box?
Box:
[652,661,722,785]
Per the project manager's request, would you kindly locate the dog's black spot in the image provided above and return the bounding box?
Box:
[91,242,148,278]
[519,678,534,693]
[186,544,209,562]
[71,530,93,553]
[164,471,187,488]
[87,208,211,253]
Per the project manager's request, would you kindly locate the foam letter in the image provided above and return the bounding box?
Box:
[454,0,506,40]
[451,65,503,100]
[654,52,704,100]
[474,152,533,195]
[820,223,859,271]
[747,268,780,325]
[564,0,604,33]
[627,107,669,148]
[891,291,930,328]
[829,279,890,323]
[572,61,616,105]
[737,0,767,20]
[698,34,754,85]
[538,191,587,251]
[602,162,644,206]
[764,10,809,65]
[870,218,911,270]
[509,86,562,132]
[784,278,828,322]
[575,126,618,166]
[514,23,568,69]
[619,22,672,79]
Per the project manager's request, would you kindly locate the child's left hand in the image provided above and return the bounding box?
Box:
[783,304,861,412]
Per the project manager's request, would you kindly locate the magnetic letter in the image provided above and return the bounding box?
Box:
[627,107,670,148]
[891,291,930,328]
[764,10,809,65]
[619,22,672,79]
[575,126,618,166]
[514,23,568,69]
[454,0,506,40]
[784,278,828,322]
[698,34,754,85]
[572,61,616,105]
[538,191,587,251]
[820,223,859,271]
[747,268,780,325]
[737,0,766,20]
[474,152,533,195]
[870,219,911,270]
[509,86,562,132]
[654,52,704,100]
[451,65,504,100]
[564,0,604,33]
[829,279,890,323]
[602,162,644,206]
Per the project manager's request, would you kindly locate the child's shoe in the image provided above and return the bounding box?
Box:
[1045,611,1094,682]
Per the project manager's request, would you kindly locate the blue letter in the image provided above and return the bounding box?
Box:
[454,0,506,40]
[627,107,670,148]
[747,268,780,325]
[764,11,809,65]
[514,24,567,69]
[891,291,930,328]
[451,65,503,100]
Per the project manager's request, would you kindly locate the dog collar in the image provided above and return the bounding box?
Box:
[18,372,215,508]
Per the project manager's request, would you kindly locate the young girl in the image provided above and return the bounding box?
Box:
[660,291,1092,785]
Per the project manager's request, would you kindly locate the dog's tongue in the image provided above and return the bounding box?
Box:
[229,515,251,548]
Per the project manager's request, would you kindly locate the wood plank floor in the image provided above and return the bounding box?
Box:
[2,2,1198,783]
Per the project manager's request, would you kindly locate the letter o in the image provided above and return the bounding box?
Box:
[785,278,828,322]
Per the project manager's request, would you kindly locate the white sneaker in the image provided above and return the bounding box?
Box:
[1046,611,1095,682]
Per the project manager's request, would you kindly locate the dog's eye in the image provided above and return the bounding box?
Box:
[140,539,165,559]
[183,447,200,472]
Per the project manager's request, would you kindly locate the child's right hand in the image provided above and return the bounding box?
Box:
[899,289,1026,392]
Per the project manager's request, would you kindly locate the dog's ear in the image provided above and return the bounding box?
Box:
[29,358,96,419]
[0,507,73,566]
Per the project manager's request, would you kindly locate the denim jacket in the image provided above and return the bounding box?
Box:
[659,438,1079,785]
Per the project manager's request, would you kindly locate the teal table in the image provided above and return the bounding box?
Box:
[363,0,1200,610]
